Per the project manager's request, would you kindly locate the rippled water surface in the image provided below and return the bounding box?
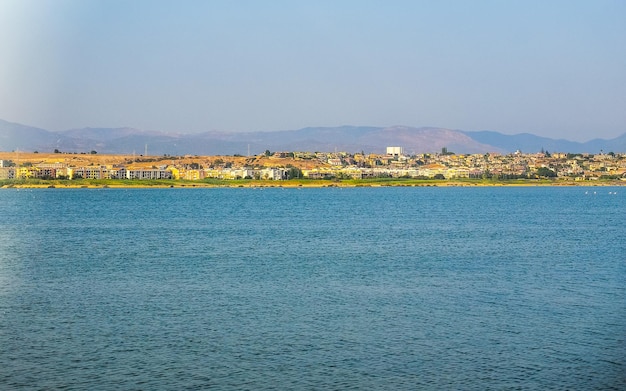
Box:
[1,187,624,390]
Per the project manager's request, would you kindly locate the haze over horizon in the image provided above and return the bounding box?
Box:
[1,1,624,142]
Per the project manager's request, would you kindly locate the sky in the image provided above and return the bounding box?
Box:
[0,0,624,142]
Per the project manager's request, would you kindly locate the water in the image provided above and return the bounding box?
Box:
[0,187,624,390]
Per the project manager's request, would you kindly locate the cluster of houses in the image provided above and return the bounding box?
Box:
[300,151,626,181]
[1,148,626,181]
[0,162,171,180]
[0,161,290,181]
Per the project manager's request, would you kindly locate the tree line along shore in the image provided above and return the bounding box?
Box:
[1,150,625,188]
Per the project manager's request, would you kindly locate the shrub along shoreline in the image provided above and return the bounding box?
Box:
[1,177,624,189]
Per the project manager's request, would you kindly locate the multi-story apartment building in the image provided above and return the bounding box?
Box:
[72,166,111,179]
[126,168,173,180]
[0,167,15,179]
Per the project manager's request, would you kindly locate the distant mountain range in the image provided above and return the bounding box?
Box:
[1,119,624,155]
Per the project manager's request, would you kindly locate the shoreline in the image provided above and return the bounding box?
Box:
[2,179,624,189]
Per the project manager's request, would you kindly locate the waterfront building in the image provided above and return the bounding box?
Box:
[72,166,111,180]
[0,167,15,179]
[126,168,172,180]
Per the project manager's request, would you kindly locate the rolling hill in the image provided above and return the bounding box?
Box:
[0,119,623,155]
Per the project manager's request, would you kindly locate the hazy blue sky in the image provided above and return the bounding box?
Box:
[1,0,624,141]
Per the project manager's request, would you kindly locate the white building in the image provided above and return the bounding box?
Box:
[386,146,404,156]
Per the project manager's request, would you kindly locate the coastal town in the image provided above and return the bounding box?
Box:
[1,147,625,184]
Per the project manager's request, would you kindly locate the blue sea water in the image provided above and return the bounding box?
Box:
[0,186,624,390]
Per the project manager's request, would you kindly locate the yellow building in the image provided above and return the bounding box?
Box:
[168,167,181,180]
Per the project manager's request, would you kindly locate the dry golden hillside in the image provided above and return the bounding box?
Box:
[0,152,328,170]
